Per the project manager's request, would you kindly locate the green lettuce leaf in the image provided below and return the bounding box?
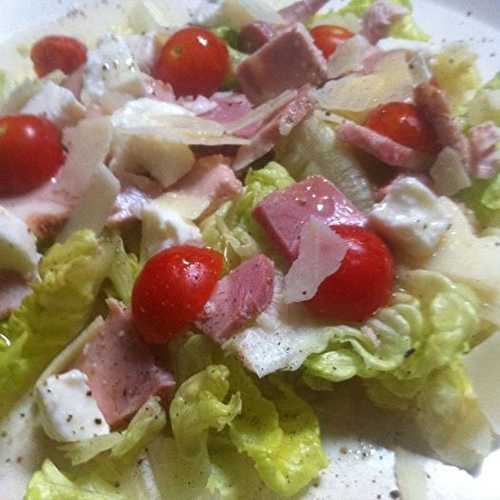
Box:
[26,459,124,500]
[61,397,167,466]
[0,230,113,418]
[465,72,500,127]
[415,363,493,468]
[338,0,429,41]
[432,44,482,113]
[200,162,294,270]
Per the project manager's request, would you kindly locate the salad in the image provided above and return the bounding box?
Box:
[0,0,500,498]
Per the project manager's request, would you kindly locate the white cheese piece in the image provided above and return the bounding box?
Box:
[430,146,471,196]
[370,177,451,259]
[153,191,210,221]
[35,369,110,443]
[20,81,86,129]
[226,274,331,377]
[220,0,284,30]
[128,0,191,32]
[82,34,145,106]
[58,164,120,242]
[464,333,500,435]
[186,0,225,26]
[125,33,158,73]
[141,198,202,259]
[0,207,40,278]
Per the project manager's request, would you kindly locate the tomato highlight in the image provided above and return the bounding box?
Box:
[310,25,354,59]
[0,115,65,197]
[132,245,223,344]
[31,35,87,77]
[153,27,229,98]
[306,225,394,323]
[365,102,440,154]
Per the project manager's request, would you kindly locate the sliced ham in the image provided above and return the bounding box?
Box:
[236,23,328,105]
[469,121,500,179]
[195,254,274,344]
[165,155,243,219]
[0,272,31,320]
[362,0,409,44]
[239,0,328,53]
[284,217,347,303]
[415,82,471,169]
[253,175,367,261]
[62,65,85,101]
[1,117,113,239]
[232,87,314,171]
[337,121,429,170]
[76,300,175,427]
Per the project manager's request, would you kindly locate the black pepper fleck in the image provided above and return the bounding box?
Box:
[94,418,103,425]
[390,490,401,499]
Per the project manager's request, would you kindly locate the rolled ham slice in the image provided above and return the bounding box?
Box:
[362,0,408,44]
[76,300,175,427]
[469,121,500,179]
[195,254,275,344]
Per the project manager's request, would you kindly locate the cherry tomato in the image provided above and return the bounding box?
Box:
[153,27,229,98]
[31,35,87,78]
[310,25,354,59]
[365,102,440,154]
[0,115,65,197]
[306,225,394,323]
[132,245,223,344]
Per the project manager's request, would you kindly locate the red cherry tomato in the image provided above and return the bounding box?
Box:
[0,115,65,197]
[365,102,440,154]
[310,25,354,59]
[31,35,87,78]
[306,225,394,323]
[153,27,229,98]
[132,245,223,344]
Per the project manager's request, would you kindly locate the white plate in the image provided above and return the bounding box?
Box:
[0,1,499,499]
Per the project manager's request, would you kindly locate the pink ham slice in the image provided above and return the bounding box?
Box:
[0,272,31,320]
[169,155,243,218]
[253,176,367,261]
[337,121,429,170]
[415,82,471,169]
[195,254,274,344]
[76,300,175,427]
[283,217,348,303]
[232,87,314,171]
[469,121,500,179]
[362,0,409,44]
[239,0,328,53]
[237,23,328,105]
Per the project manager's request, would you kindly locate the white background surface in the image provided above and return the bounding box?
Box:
[0,1,499,499]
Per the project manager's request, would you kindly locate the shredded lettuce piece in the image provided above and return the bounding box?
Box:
[172,335,328,497]
[465,72,500,127]
[276,115,374,211]
[337,0,429,41]
[458,173,500,228]
[432,44,482,113]
[105,234,140,305]
[26,459,124,500]
[0,70,7,106]
[61,397,167,466]
[416,364,493,468]
[0,230,113,419]
[200,162,294,270]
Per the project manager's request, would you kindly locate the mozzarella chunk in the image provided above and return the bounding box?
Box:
[370,177,450,258]
[35,369,110,443]
[141,198,202,259]
[125,33,158,72]
[82,34,145,106]
[21,81,86,129]
[0,207,40,278]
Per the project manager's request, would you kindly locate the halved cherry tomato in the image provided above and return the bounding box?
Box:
[306,225,394,323]
[132,245,223,344]
[0,115,65,197]
[365,102,440,154]
[310,25,354,59]
[31,35,87,77]
[153,27,229,98]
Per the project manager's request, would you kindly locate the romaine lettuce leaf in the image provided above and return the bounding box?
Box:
[338,0,429,41]
[26,459,124,500]
[200,162,294,270]
[0,230,113,418]
[61,397,166,466]
[432,44,481,113]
